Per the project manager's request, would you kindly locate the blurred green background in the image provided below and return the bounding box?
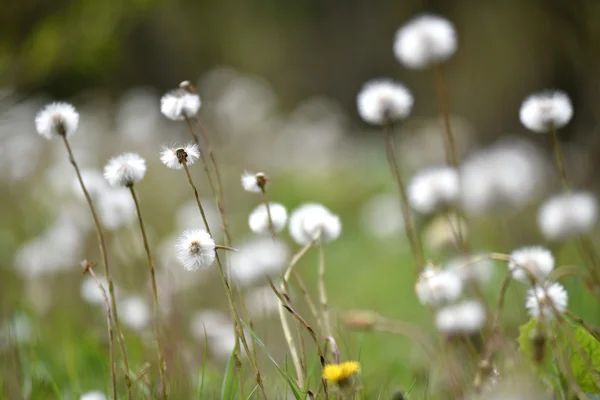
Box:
[3,0,600,398]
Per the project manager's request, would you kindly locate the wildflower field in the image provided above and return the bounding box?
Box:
[3,5,600,400]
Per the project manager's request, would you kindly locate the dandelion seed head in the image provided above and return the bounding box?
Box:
[435,300,486,334]
[356,79,414,125]
[322,361,361,383]
[520,91,573,133]
[160,143,200,170]
[408,166,460,214]
[73,169,108,201]
[393,14,457,69]
[35,102,79,140]
[97,189,136,230]
[245,285,280,318]
[526,282,568,319]
[241,171,267,193]
[360,193,404,238]
[538,192,598,241]
[508,246,554,283]
[80,275,117,305]
[415,265,463,306]
[160,90,201,120]
[119,296,151,330]
[446,255,494,285]
[229,237,290,286]
[175,229,216,271]
[103,152,146,187]
[248,202,288,234]
[80,391,107,400]
[289,203,341,245]
[190,310,232,340]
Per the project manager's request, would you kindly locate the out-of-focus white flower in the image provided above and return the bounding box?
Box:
[80,391,107,400]
[408,167,460,214]
[119,296,151,330]
[160,143,200,170]
[245,285,280,318]
[460,138,547,214]
[360,193,404,238]
[435,300,486,334]
[241,171,267,193]
[415,266,463,306]
[80,275,118,305]
[526,282,568,319]
[160,88,201,121]
[519,91,573,133]
[248,203,288,234]
[175,229,216,271]
[393,14,457,69]
[356,79,414,125]
[508,247,554,283]
[446,255,493,285]
[176,200,222,238]
[97,189,136,230]
[537,192,598,241]
[189,310,249,359]
[229,237,290,286]
[288,203,341,245]
[103,153,147,187]
[423,213,468,252]
[73,169,108,201]
[35,102,80,139]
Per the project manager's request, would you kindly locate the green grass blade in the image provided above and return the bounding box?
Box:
[196,327,209,398]
[220,341,239,400]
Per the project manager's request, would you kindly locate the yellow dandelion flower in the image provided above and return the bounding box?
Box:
[322,361,361,383]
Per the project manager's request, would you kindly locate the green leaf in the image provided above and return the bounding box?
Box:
[569,320,600,393]
[220,341,239,400]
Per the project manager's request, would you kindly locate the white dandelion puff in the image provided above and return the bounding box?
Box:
[35,102,80,140]
[241,171,267,193]
[103,153,147,187]
[435,300,486,334]
[538,192,598,241]
[160,89,201,120]
[415,265,463,306]
[175,229,216,271]
[73,169,108,201]
[248,203,288,234]
[356,79,414,125]
[526,282,568,319]
[160,143,200,170]
[288,203,342,245]
[508,246,554,283]
[229,237,290,286]
[80,275,118,305]
[393,14,457,69]
[80,391,107,400]
[408,166,460,214]
[519,91,573,133]
[119,296,151,331]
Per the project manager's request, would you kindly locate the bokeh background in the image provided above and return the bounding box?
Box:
[3,0,600,398]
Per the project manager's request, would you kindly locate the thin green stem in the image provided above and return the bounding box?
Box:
[86,265,117,400]
[318,239,333,339]
[260,188,276,238]
[549,124,570,192]
[128,186,168,399]
[383,124,425,272]
[61,135,131,398]
[432,65,459,168]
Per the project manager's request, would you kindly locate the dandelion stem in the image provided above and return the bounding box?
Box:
[549,124,570,192]
[260,187,276,238]
[318,238,333,339]
[181,164,265,398]
[128,185,168,400]
[383,123,425,272]
[61,135,131,398]
[432,65,459,168]
[85,263,117,400]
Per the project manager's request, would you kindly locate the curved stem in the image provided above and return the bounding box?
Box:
[61,136,131,397]
[129,186,168,399]
[318,240,333,339]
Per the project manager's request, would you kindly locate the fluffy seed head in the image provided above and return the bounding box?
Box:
[408,167,460,214]
[119,296,151,330]
[508,246,554,283]
[160,143,200,170]
[175,229,216,271]
[526,282,568,319]
[288,203,342,245]
[35,102,80,140]
[103,153,147,187]
[248,202,288,234]
[160,89,201,120]
[435,300,486,334]
[415,265,463,306]
[356,79,414,125]
[229,237,290,286]
[519,91,573,133]
[80,391,107,400]
[393,14,457,69]
[537,192,598,241]
[241,171,267,193]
